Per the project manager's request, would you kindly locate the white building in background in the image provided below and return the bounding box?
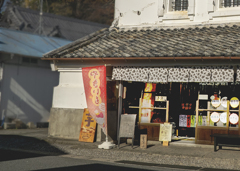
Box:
[0,28,71,127]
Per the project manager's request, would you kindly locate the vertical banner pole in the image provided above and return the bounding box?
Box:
[117,81,123,142]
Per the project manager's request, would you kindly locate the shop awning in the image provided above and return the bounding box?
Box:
[112,66,235,83]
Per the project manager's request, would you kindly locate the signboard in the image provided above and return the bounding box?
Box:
[159,123,172,142]
[140,134,147,149]
[79,109,97,142]
[229,113,239,125]
[82,65,108,135]
[211,98,221,108]
[141,99,151,123]
[187,115,191,127]
[230,97,239,108]
[179,115,187,127]
[191,115,196,127]
[119,114,137,138]
[182,115,187,127]
[199,94,208,100]
[220,112,227,124]
[210,112,220,123]
[155,96,167,102]
[221,97,228,108]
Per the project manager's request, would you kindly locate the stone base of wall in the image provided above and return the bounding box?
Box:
[48,108,118,142]
[48,108,84,140]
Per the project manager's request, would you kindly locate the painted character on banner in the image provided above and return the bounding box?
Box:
[94,103,106,127]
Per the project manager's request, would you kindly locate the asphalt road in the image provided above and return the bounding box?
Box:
[0,149,204,171]
[0,149,237,171]
[0,129,239,171]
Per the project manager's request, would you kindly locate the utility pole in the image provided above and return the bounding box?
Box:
[34,0,45,35]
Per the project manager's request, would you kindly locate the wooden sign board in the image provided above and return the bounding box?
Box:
[140,134,147,149]
[118,114,137,148]
[79,109,97,143]
[119,114,137,138]
[159,123,172,142]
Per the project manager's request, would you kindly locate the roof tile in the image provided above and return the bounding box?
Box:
[44,24,240,58]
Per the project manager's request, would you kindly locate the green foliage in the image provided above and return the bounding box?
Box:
[9,0,114,25]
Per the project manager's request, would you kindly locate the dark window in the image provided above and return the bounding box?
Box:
[174,0,188,11]
[31,58,38,64]
[224,0,240,7]
[224,0,232,7]
[22,57,38,64]
[22,57,30,63]
[233,0,240,6]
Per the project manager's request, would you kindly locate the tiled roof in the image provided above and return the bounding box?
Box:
[43,24,240,58]
[0,5,108,41]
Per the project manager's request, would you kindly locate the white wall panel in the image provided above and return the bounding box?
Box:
[0,64,58,123]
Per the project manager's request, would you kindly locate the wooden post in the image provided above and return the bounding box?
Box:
[207,102,210,126]
[195,100,199,144]
[162,141,169,146]
[226,100,230,134]
[139,98,142,123]
[238,101,240,135]
[140,134,147,149]
[166,100,169,123]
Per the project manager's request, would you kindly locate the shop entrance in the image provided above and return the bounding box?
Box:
[122,81,240,141]
[122,82,199,140]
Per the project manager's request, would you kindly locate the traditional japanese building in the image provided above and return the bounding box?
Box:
[43,0,240,143]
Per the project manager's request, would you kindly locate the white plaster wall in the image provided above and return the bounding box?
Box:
[52,71,87,109]
[116,0,159,26]
[0,64,58,123]
[114,0,240,28]
[194,0,209,22]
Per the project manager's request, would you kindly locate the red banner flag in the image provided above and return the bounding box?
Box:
[82,65,107,135]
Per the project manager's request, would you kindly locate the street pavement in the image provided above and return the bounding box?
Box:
[0,129,240,171]
[0,150,204,171]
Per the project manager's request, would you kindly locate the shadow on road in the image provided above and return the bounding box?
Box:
[33,164,154,171]
[0,135,66,162]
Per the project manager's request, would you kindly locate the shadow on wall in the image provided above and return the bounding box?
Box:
[0,135,66,162]
[1,64,59,124]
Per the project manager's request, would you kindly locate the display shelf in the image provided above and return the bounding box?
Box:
[195,98,240,144]
[130,98,169,124]
[129,106,167,110]
[137,122,163,126]
[230,110,239,112]
[198,109,227,112]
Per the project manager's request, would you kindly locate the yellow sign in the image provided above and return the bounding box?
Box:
[79,109,97,143]
[230,97,239,108]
